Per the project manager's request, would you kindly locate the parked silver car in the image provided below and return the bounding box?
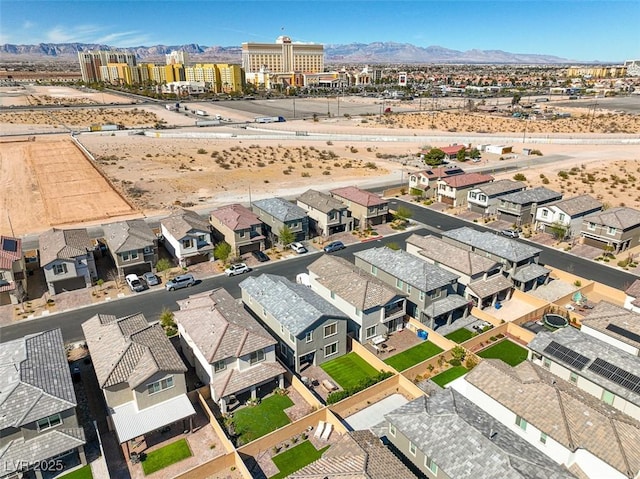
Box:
[165,274,195,291]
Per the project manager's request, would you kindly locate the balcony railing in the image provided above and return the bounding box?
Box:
[384,303,404,319]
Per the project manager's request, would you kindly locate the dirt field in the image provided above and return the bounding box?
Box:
[0,136,135,235]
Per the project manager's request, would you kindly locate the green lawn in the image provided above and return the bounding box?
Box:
[320,352,379,389]
[384,341,444,371]
[444,328,474,343]
[431,366,468,387]
[478,340,528,366]
[270,441,330,479]
[61,465,93,479]
[142,438,192,475]
[233,394,294,444]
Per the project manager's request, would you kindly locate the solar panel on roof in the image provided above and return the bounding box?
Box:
[605,323,640,344]
[543,341,590,370]
[2,238,17,253]
[588,358,640,394]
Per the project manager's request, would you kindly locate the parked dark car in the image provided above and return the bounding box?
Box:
[252,250,270,262]
[324,241,346,253]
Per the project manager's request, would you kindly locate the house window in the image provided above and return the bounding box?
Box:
[431,289,442,299]
[182,239,193,248]
[602,390,615,405]
[542,209,548,217]
[515,415,527,431]
[479,194,487,202]
[588,222,596,230]
[147,376,174,395]
[289,332,295,343]
[143,246,152,254]
[330,291,335,299]
[540,432,548,444]
[607,226,617,235]
[470,192,477,199]
[37,413,62,431]
[324,322,337,338]
[328,212,336,220]
[419,291,425,301]
[305,331,313,343]
[250,349,265,364]
[409,441,416,456]
[389,424,396,437]
[214,360,226,372]
[371,265,377,275]
[365,326,376,339]
[425,457,438,475]
[122,250,139,261]
[543,358,551,369]
[406,284,412,294]
[324,342,338,358]
[198,235,206,242]
[569,372,578,384]
[355,308,362,317]
[239,230,245,238]
[53,263,68,275]
[558,213,565,222]
[396,278,403,289]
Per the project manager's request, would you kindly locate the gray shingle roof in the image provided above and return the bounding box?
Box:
[385,389,576,479]
[499,187,562,205]
[103,219,156,253]
[211,361,286,399]
[308,255,403,311]
[549,194,602,217]
[511,263,551,283]
[467,274,514,298]
[297,189,347,214]
[0,329,77,429]
[474,179,526,197]
[443,227,542,263]
[290,430,419,479]
[252,197,308,222]
[583,206,640,230]
[354,247,459,292]
[466,360,640,478]
[528,326,640,406]
[82,313,187,389]
[161,209,211,240]
[330,186,388,207]
[39,228,92,266]
[240,274,349,336]
[581,301,640,350]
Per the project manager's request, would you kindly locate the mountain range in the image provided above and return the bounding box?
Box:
[0,41,574,64]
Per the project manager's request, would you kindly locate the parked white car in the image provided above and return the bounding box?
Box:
[125,274,145,293]
[224,263,251,277]
[290,242,308,254]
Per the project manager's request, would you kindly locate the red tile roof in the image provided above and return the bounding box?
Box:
[440,173,494,188]
[0,236,21,270]
[210,204,262,231]
[440,145,467,155]
[330,186,387,206]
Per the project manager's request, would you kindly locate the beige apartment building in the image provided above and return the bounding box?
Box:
[242,36,324,75]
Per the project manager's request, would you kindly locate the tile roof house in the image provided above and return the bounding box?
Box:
[174,288,286,414]
[160,209,213,266]
[81,313,195,449]
[408,166,465,198]
[467,179,526,215]
[580,206,640,253]
[436,172,494,207]
[307,255,407,343]
[454,360,640,479]
[209,204,265,257]
[581,300,640,356]
[406,234,513,310]
[290,430,419,479]
[330,186,389,229]
[624,279,640,314]
[0,236,27,305]
[497,187,563,226]
[528,321,640,420]
[102,219,158,276]
[353,247,471,330]
[296,189,354,237]
[240,274,350,373]
[251,198,309,245]
[442,227,551,292]
[38,228,97,296]
[0,329,87,478]
[535,194,603,239]
[384,388,576,479]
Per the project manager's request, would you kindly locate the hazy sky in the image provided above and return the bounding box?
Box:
[1,0,638,61]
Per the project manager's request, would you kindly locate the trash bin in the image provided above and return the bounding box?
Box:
[417,329,428,341]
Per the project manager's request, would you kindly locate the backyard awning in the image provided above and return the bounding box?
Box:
[467,275,513,299]
[512,264,551,283]
[110,394,196,443]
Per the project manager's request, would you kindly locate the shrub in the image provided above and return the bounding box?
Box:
[350,147,359,153]
[197,148,207,154]
[364,162,378,169]
[326,371,393,405]
[513,173,527,181]
[449,358,462,367]
[301,172,311,177]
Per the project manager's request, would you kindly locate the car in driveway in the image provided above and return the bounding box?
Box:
[290,242,308,254]
[125,274,145,293]
[165,274,196,291]
[225,263,251,277]
[252,250,270,263]
[323,241,346,253]
[501,229,520,239]
[141,272,160,286]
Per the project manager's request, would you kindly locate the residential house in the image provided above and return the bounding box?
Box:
[307,255,407,343]
[419,144,467,161]
[0,329,86,479]
[408,165,465,198]
[102,219,158,277]
[406,234,513,309]
[535,194,603,239]
[251,198,309,245]
[442,227,551,292]
[240,274,349,373]
[290,430,419,479]
[174,288,286,414]
[209,204,265,256]
[580,206,640,253]
[353,247,470,330]
[528,313,640,420]
[496,187,562,226]
[452,360,640,479]
[330,186,389,229]
[581,301,640,356]
[81,313,195,456]
[0,236,26,305]
[436,173,494,207]
[467,179,526,215]
[39,228,97,296]
[624,279,640,314]
[161,209,213,266]
[296,189,354,237]
[384,388,576,479]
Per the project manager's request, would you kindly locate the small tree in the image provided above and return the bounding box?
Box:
[214,241,232,262]
[456,148,467,162]
[159,308,177,337]
[278,225,295,246]
[385,242,401,250]
[468,147,481,159]
[549,221,568,241]
[451,346,467,362]
[423,148,446,166]
[156,258,172,279]
[513,173,527,181]
[394,205,413,222]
